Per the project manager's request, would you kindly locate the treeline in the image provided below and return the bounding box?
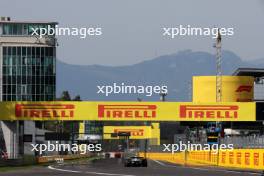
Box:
[44,91,81,134]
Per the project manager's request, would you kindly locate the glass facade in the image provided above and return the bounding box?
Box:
[2,23,55,36]
[255,80,264,101]
[2,46,56,101]
[84,121,103,134]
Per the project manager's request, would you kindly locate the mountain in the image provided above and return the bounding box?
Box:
[56,50,263,101]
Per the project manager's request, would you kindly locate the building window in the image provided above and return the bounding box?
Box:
[2,24,51,36]
[2,46,56,101]
[21,85,27,95]
[22,24,28,35]
[3,24,11,35]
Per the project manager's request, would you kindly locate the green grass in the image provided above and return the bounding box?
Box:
[61,156,101,166]
[0,156,101,172]
[0,165,36,172]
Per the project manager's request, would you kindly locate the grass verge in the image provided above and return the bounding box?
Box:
[0,156,100,172]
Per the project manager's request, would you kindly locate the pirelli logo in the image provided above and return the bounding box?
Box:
[179,105,238,119]
[98,105,157,119]
[236,85,252,93]
[15,104,75,118]
[114,129,144,136]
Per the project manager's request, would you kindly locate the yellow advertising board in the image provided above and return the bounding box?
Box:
[218,149,264,170]
[103,125,160,144]
[193,76,254,102]
[142,149,264,170]
[150,123,160,145]
[78,121,85,139]
[103,126,152,139]
[0,101,256,121]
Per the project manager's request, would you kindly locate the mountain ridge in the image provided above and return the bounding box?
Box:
[57,50,263,101]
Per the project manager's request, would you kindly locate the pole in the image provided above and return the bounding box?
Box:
[126,136,129,151]
[215,29,222,102]
[184,127,190,166]
[144,139,148,158]
[214,29,222,166]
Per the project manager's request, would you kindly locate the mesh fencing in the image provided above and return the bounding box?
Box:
[220,135,264,149]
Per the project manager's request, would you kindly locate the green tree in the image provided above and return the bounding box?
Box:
[73,95,81,101]
[59,91,71,101]
[45,91,80,133]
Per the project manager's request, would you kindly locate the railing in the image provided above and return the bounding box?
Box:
[220,135,264,149]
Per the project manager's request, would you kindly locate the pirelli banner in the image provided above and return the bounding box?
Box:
[0,101,256,121]
[103,126,152,139]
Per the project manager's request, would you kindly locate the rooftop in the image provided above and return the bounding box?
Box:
[232,68,264,77]
[0,21,58,24]
[0,17,57,24]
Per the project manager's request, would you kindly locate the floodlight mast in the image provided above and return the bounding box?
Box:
[213,29,222,165]
[214,29,222,102]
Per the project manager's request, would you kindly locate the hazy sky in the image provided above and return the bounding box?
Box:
[1,0,264,66]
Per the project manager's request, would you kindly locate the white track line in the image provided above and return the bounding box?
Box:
[48,166,81,173]
[85,171,135,176]
[48,165,136,176]
[151,159,167,166]
[152,160,261,175]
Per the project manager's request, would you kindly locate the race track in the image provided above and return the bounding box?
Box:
[0,158,261,176]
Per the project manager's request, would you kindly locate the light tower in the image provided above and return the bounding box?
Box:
[160,92,167,102]
[214,29,222,102]
[213,29,222,163]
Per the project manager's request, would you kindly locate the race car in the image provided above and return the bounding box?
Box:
[124,156,148,167]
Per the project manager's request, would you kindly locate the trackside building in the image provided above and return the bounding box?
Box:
[0,17,57,158]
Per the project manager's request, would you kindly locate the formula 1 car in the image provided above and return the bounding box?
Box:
[124,156,148,167]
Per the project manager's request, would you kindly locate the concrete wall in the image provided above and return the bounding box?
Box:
[1,121,19,159]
